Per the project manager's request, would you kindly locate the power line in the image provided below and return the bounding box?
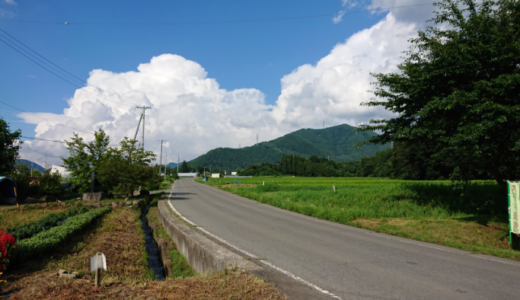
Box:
[0,100,93,134]
[0,29,140,108]
[0,28,85,84]
[0,35,83,88]
[20,135,66,144]
[0,3,435,26]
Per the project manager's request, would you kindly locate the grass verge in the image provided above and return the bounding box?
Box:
[147,206,197,278]
[197,177,520,261]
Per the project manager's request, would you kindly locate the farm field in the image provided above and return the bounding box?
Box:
[197,177,520,261]
[1,197,286,299]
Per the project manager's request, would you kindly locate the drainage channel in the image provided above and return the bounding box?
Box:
[140,203,165,280]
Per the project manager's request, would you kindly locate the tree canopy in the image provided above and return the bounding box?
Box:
[0,118,22,175]
[179,160,190,172]
[97,138,161,197]
[358,0,520,189]
[62,129,110,193]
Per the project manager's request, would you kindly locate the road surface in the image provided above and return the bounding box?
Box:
[168,178,520,300]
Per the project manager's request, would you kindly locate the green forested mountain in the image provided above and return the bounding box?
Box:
[189,124,390,170]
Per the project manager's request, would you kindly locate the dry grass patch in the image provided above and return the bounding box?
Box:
[3,206,287,300]
[5,270,286,300]
[46,208,151,283]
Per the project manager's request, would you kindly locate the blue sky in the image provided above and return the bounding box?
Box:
[0,0,437,165]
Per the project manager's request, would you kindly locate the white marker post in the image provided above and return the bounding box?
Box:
[333,185,336,192]
[90,252,107,287]
[263,181,265,186]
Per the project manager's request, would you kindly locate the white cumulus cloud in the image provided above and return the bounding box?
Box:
[19,54,281,166]
[272,13,417,129]
[19,0,438,167]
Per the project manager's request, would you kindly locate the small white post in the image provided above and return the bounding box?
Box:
[91,252,107,287]
[263,181,265,186]
[333,185,336,192]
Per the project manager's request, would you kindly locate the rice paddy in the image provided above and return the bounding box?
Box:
[197,177,520,261]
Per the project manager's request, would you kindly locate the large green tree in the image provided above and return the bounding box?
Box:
[358,0,520,190]
[179,160,190,172]
[97,138,160,197]
[0,118,22,175]
[62,129,110,192]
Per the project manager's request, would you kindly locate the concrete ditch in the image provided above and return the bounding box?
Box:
[146,215,174,277]
[156,200,260,275]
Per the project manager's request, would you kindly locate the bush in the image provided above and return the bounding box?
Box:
[14,206,111,261]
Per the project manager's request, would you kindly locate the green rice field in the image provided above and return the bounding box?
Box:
[196,177,520,261]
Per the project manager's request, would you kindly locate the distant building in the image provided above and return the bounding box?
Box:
[50,164,71,177]
[178,172,198,178]
[211,173,221,178]
[231,172,237,176]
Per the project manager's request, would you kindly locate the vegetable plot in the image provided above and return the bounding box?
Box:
[6,207,89,241]
[14,206,111,261]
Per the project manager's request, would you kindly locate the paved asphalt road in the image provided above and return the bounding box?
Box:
[169,178,520,300]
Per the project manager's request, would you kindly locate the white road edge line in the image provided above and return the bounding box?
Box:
[167,188,342,300]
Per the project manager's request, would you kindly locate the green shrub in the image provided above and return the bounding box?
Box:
[14,206,112,261]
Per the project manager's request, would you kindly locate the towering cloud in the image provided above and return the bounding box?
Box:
[19,1,436,166]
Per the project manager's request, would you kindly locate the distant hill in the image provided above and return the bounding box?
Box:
[189,124,390,170]
[166,162,178,168]
[16,159,45,172]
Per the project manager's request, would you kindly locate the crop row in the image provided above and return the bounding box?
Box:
[14,206,112,261]
[6,207,89,241]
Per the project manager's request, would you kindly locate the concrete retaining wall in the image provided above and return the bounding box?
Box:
[157,200,261,275]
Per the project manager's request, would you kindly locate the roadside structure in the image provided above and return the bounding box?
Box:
[178,172,198,178]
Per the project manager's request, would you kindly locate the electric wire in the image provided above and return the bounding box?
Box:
[0,29,140,108]
[0,100,93,134]
[0,3,435,26]
[20,136,66,144]
[0,28,85,84]
[0,35,83,88]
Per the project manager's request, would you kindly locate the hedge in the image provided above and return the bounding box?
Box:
[14,206,111,261]
[7,207,89,241]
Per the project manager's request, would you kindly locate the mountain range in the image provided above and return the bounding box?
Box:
[16,159,45,172]
[183,124,390,170]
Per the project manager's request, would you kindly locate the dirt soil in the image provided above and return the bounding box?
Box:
[1,207,286,299]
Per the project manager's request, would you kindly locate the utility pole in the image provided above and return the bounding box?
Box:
[45,153,47,170]
[256,134,258,144]
[136,106,151,149]
[158,140,165,174]
[177,156,179,174]
[164,149,168,175]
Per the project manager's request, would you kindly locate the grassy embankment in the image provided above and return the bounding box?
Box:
[2,197,286,299]
[196,177,519,261]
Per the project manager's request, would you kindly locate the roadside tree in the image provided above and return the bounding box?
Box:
[0,118,22,175]
[62,129,110,193]
[358,0,520,190]
[179,160,189,172]
[97,138,161,197]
